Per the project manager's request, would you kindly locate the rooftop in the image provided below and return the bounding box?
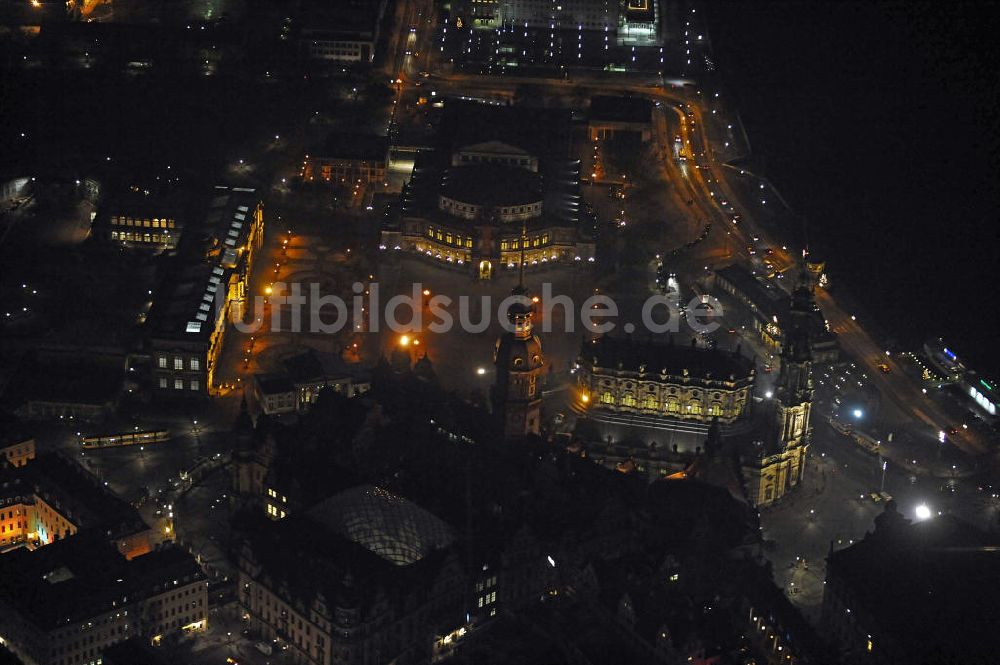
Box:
[828,513,1000,661]
[306,485,455,566]
[589,95,654,125]
[440,164,543,208]
[0,454,148,538]
[4,353,123,407]
[0,530,202,629]
[581,335,755,382]
[254,374,295,396]
[145,186,259,340]
[438,100,574,160]
[714,264,785,320]
[401,151,583,227]
[298,0,387,39]
[310,132,389,162]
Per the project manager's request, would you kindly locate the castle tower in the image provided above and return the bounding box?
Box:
[492,230,544,438]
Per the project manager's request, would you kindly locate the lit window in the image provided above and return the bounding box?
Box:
[159,378,168,389]
[158,356,167,369]
[190,358,200,371]
[190,380,200,391]
[174,379,184,390]
[174,358,183,370]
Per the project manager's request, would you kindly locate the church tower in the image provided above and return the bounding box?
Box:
[492,229,544,438]
[774,269,816,487]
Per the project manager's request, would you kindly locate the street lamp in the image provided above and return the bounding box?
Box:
[852,408,863,419]
[915,504,932,521]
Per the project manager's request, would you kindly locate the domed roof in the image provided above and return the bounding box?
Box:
[495,334,543,371]
[441,164,543,208]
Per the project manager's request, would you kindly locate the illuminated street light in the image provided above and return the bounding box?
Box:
[399,335,411,347]
[914,504,932,520]
[852,408,863,419]
[765,391,773,399]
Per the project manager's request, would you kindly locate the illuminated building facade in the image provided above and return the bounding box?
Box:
[253,350,372,417]
[574,336,755,424]
[0,531,207,665]
[146,187,264,397]
[100,185,186,250]
[108,213,181,248]
[0,454,153,558]
[301,133,388,186]
[381,101,595,279]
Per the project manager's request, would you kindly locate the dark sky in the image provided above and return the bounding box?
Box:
[708,1,1000,376]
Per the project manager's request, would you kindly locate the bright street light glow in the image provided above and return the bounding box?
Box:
[852,408,863,419]
[476,367,486,375]
[915,504,932,520]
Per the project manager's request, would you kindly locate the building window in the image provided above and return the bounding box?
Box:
[665,399,679,413]
[709,403,722,416]
[621,393,637,408]
[158,356,167,369]
[190,380,200,391]
[174,379,184,390]
[600,391,614,405]
[642,395,657,410]
[174,358,183,370]
[159,378,168,389]
[190,358,200,371]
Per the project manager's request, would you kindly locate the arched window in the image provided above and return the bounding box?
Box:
[709,403,723,417]
[622,393,637,408]
[642,395,658,410]
[600,392,615,405]
[665,399,679,413]
[687,402,702,415]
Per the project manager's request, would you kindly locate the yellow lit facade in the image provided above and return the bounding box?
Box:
[574,338,755,425]
[109,215,179,249]
[1,436,35,469]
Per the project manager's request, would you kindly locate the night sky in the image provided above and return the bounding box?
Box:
[709,1,1000,376]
